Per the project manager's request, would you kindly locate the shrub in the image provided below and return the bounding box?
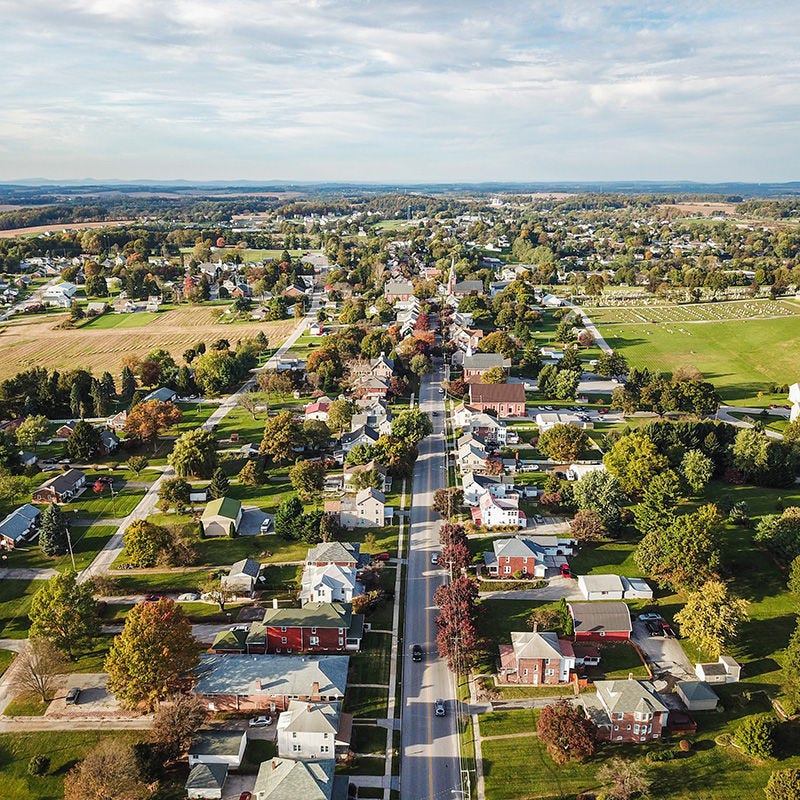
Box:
[678,739,692,752]
[734,713,777,759]
[646,749,674,763]
[28,754,50,776]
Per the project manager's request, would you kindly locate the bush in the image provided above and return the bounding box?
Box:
[734,713,777,758]
[646,749,675,763]
[678,739,692,752]
[28,754,50,776]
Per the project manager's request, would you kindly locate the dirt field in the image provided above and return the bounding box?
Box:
[658,201,736,216]
[0,220,135,238]
[0,308,297,380]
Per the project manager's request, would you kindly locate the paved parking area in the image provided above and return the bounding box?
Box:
[239,507,273,536]
[222,773,256,800]
[46,673,123,717]
[631,619,694,683]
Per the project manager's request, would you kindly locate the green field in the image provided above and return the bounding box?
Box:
[588,304,800,405]
[82,312,160,329]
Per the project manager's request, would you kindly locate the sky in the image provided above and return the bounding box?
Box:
[0,0,798,183]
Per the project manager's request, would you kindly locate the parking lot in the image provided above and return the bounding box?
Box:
[46,673,124,717]
[631,618,694,684]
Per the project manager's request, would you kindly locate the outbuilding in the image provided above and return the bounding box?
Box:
[189,730,247,769]
[185,762,228,799]
[676,680,719,712]
[201,497,243,537]
[577,574,625,601]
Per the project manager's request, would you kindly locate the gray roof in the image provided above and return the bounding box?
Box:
[595,679,668,716]
[568,602,632,634]
[185,762,228,792]
[306,541,360,564]
[0,503,40,543]
[279,700,340,734]
[579,574,625,593]
[493,536,546,560]
[230,558,260,578]
[254,758,335,800]
[511,631,564,661]
[677,681,719,702]
[454,280,484,294]
[384,281,414,295]
[463,353,506,370]
[192,654,349,698]
[143,387,177,403]
[34,468,85,496]
[341,425,379,446]
[189,730,245,757]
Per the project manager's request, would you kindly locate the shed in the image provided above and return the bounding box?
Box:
[621,576,653,600]
[185,762,228,799]
[577,574,625,601]
[143,387,178,403]
[568,601,632,641]
[201,497,243,537]
[189,730,247,769]
[695,655,741,684]
[221,558,261,594]
[676,681,719,712]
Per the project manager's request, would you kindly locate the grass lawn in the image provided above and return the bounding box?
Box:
[0,579,40,638]
[590,641,649,679]
[68,636,116,673]
[344,686,388,719]
[0,648,15,677]
[477,599,538,645]
[241,738,276,773]
[0,731,144,799]
[4,692,50,716]
[9,525,116,573]
[351,723,389,754]
[111,569,211,593]
[348,632,391,685]
[479,708,537,738]
[82,312,159,329]
[64,485,147,520]
[568,539,640,578]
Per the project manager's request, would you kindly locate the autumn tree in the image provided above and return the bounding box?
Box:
[29,571,99,658]
[14,637,68,702]
[38,502,69,557]
[64,738,150,800]
[441,538,472,573]
[569,509,607,542]
[238,390,262,420]
[537,700,596,764]
[481,365,506,384]
[327,398,356,434]
[390,407,433,444]
[105,598,199,710]
[596,758,652,800]
[433,487,464,518]
[373,434,418,477]
[675,580,749,659]
[603,432,669,497]
[168,428,218,478]
[124,399,183,452]
[15,414,48,452]
[238,458,265,486]
[123,520,173,568]
[200,575,236,612]
[150,693,207,763]
[538,424,589,462]
[158,476,191,512]
[289,459,325,502]
[260,412,302,464]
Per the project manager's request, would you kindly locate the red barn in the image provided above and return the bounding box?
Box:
[568,602,632,642]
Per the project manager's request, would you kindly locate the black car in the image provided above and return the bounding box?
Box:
[65,687,81,705]
[411,644,424,662]
[645,621,665,637]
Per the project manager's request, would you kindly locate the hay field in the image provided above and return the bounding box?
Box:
[0,308,296,380]
[586,299,800,325]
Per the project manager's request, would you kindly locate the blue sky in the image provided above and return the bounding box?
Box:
[0,0,798,182]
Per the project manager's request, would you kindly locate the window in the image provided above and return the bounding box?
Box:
[281,637,287,644]
[634,724,640,734]
[280,627,287,633]
[292,732,297,738]
[545,669,554,676]
[321,745,329,752]
[292,744,301,752]
[311,627,317,634]
[338,638,344,646]
[616,713,624,721]
[523,669,528,675]
[504,566,511,574]
[310,636,319,646]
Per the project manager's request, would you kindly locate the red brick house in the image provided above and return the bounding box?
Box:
[462,353,511,383]
[568,602,632,642]
[31,469,86,504]
[498,632,576,685]
[468,383,526,418]
[586,679,668,743]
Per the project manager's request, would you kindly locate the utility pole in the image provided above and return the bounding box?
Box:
[65,524,76,571]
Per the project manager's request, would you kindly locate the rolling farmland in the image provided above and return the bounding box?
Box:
[0,307,296,380]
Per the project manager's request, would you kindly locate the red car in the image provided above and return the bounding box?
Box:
[560,564,573,578]
[143,593,162,602]
[239,793,252,800]
[373,553,391,562]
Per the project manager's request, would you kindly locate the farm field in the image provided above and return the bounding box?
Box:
[0,308,296,381]
[585,301,800,405]
[81,312,160,329]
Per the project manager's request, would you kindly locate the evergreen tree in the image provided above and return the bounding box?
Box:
[120,365,136,400]
[275,495,304,539]
[39,503,69,557]
[100,371,116,398]
[69,384,82,418]
[633,469,681,536]
[90,378,110,417]
[66,419,103,461]
[208,467,230,500]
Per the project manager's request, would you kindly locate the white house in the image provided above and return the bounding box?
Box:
[276,700,352,761]
[464,412,508,445]
[471,490,525,529]
[189,730,247,769]
[221,558,261,595]
[535,412,584,433]
[567,463,606,481]
[577,574,625,601]
[789,382,800,423]
[325,487,388,529]
[42,281,77,308]
[300,563,363,605]
[461,472,511,506]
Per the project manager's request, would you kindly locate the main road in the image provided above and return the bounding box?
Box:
[401,369,464,800]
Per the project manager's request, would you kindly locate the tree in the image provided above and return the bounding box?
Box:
[596,758,652,800]
[15,414,48,452]
[39,503,69,557]
[123,520,173,568]
[200,575,236,612]
[755,508,800,565]
[373,434,418,477]
[208,467,230,499]
[289,460,325,502]
[345,443,374,465]
[433,488,464,518]
[765,769,800,800]
[596,350,628,378]
[238,391,262,420]
[538,424,589,462]
[168,428,218,478]
[733,428,800,488]
[14,637,68,702]
[481,365,506,384]
[193,349,240,395]
[29,571,99,658]
[479,331,517,358]
[120,365,137,400]
[64,738,150,800]
[569,509,607,542]
[303,419,331,451]
[260,412,303,464]
[679,448,714,495]
[126,455,149,477]
[537,700,596,764]
[604,432,669,497]
[633,469,681,537]
[105,598,199,711]
[734,713,777,759]
[572,470,626,533]
[784,421,800,444]
[441,538,472,573]
[675,580,749,658]
[124,399,182,451]
[527,607,562,632]
[150,694,207,763]
[238,458,265,486]
[257,370,295,400]
[158,476,191,512]
[66,419,103,461]
[409,353,432,377]
[275,495,304,539]
[327,398,355,434]
[789,556,800,596]
[390,407,433,444]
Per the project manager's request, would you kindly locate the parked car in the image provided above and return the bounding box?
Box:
[638,613,663,622]
[533,514,545,524]
[373,553,391,562]
[411,644,424,662]
[560,564,573,578]
[143,593,162,602]
[65,687,81,705]
[249,715,272,727]
[431,553,440,566]
[645,621,665,637]
[177,592,200,602]
[434,699,446,717]
[259,517,273,533]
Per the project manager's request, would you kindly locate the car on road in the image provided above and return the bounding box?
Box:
[65,687,81,705]
[249,715,272,727]
[177,592,200,601]
[533,514,545,524]
[434,699,446,716]
[560,564,573,578]
[259,517,273,533]
[143,593,162,602]
[373,552,391,562]
[411,644,424,662]
[432,411,439,417]
[431,553,440,565]
[638,613,663,622]
[438,388,444,394]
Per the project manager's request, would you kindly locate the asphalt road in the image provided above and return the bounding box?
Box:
[400,370,463,800]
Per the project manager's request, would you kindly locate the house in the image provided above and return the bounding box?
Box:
[276,700,352,760]
[790,382,800,423]
[370,353,394,382]
[340,425,379,454]
[143,387,178,403]
[457,434,489,473]
[676,681,719,712]
[252,758,348,800]
[0,504,41,548]
[192,653,349,713]
[483,535,573,577]
[185,762,228,800]
[462,352,511,383]
[189,730,247,769]
[300,563,363,605]
[351,375,389,399]
[343,460,391,493]
[464,412,508,445]
[577,574,625,601]
[621,577,653,600]
[471,491,525,530]
[567,463,605,481]
[469,383,526,418]
[98,428,120,454]
[305,398,332,422]
[309,322,325,336]
[384,281,415,303]
[31,469,86,503]
[585,679,669,743]
[452,279,484,296]
[497,631,576,685]
[326,487,388,529]
[535,412,583,433]
[461,472,509,506]
[221,558,261,594]
[86,301,107,316]
[107,410,128,431]
[305,541,361,568]
[568,602,632,641]
[42,281,77,308]
[54,420,77,439]
[201,497,243,537]
[351,399,392,435]
[695,656,741,684]
[18,451,37,468]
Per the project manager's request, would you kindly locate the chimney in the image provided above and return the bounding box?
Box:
[311,681,320,697]
[628,673,633,680]
[532,622,538,633]
[272,598,279,609]
[271,760,278,771]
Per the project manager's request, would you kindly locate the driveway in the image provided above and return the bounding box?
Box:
[46,673,124,717]
[631,619,694,682]
[239,507,272,536]
[479,575,583,601]
[222,773,256,800]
